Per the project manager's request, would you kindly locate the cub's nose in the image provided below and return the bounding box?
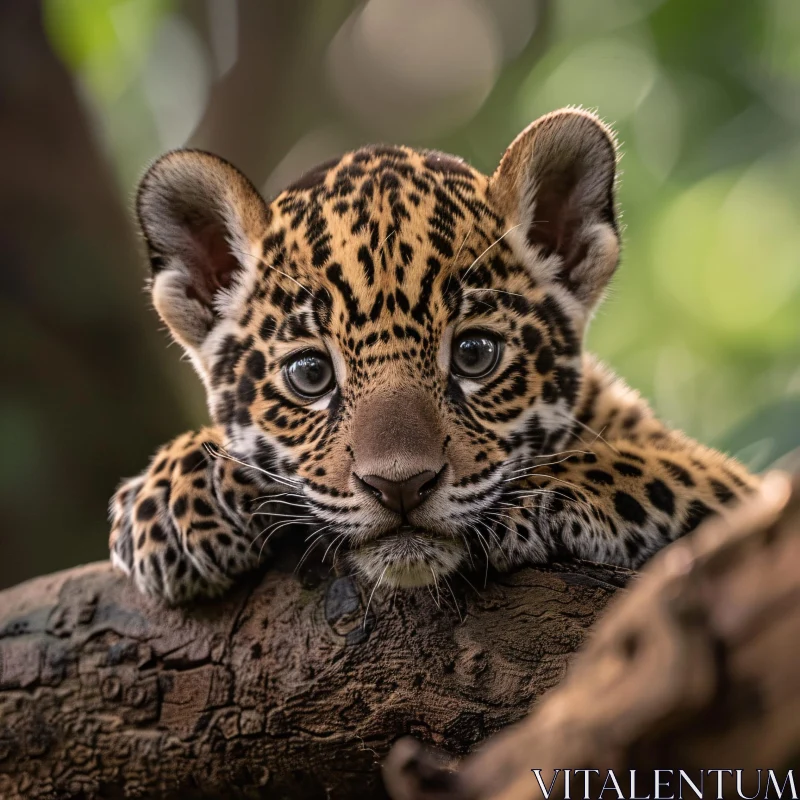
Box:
[356,468,443,515]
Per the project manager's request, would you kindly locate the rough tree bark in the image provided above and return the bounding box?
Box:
[0,547,629,799]
[384,471,800,800]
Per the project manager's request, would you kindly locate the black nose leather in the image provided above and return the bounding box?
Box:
[358,469,441,515]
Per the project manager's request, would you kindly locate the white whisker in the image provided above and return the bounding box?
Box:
[464,287,525,299]
[557,414,620,456]
[253,499,311,510]
[251,511,315,519]
[441,574,464,623]
[461,223,523,281]
[453,228,472,263]
[505,450,595,475]
[322,532,347,562]
[205,444,301,488]
[231,247,313,297]
[364,565,389,629]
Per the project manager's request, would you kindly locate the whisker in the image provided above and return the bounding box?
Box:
[332,532,349,564]
[252,518,311,558]
[461,223,523,281]
[500,488,594,514]
[253,492,307,502]
[536,474,584,493]
[505,450,595,475]
[295,523,338,571]
[379,228,396,254]
[457,532,476,571]
[429,567,441,609]
[440,574,464,623]
[464,287,525,299]
[230,247,313,297]
[484,513,521,539]
[364,565,389,629]
[454,567,481,597]
[322,531,347,563]
[251,511,315,519]
[453,227,472,263]
[556,414,620,456]
[205,444,301,488]
[253,499,311,511]
[463,522,491,586]
[304,524,335,541]
[295,536,328,573]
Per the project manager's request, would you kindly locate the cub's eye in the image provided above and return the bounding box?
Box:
[451,330,502,379]
[284,351,335,398]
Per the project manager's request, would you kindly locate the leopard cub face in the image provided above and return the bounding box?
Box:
[136,108,620,588]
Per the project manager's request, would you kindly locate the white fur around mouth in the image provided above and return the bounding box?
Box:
[352,528,464,588]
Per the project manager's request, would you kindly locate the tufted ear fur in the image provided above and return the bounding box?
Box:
[136,150,270,375]
[491,108,620,312]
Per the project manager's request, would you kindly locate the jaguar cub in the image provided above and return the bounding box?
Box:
[110,108,757,602]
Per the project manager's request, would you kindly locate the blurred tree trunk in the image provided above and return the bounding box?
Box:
[186,0,356,188]
[0,0,191,588]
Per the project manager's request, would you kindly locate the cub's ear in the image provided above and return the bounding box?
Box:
[136,150,270,360]
[490,108,619,311]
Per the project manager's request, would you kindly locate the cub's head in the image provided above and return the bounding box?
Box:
[136,108,619,588]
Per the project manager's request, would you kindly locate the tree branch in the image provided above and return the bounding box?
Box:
[0,551,628,798]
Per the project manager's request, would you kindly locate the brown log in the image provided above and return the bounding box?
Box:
[383,472,800,800]
[0,545,629,798]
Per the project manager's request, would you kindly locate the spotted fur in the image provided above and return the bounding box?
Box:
[110,108,757,601]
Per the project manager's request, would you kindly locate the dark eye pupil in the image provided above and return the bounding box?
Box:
[286,353,333,397]
[453,333,499,377]
[458,340,484,367]
[299,358,323,383]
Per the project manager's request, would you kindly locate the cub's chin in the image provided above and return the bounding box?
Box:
[350,528,465,588]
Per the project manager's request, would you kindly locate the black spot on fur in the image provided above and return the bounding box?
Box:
[613,461,643,478]
[709,478,735,505]
[180,449,207,475]
[535,347,554,375]
[172,496,188,518]
[614,491,647,525]
[586,470,614,485]
[237,376,256,405]
[659,459,695,487]
[646,479,675,515]
[259,314,277,340]
[521,324,542,353]
[150,523,167,542]
[681,499,714,536]
[245,350,266,381]
[136,498,157,522]
[357,245,375,286]
[194,498,215,517]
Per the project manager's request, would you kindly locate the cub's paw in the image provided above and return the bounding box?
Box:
[109,430,264,603]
